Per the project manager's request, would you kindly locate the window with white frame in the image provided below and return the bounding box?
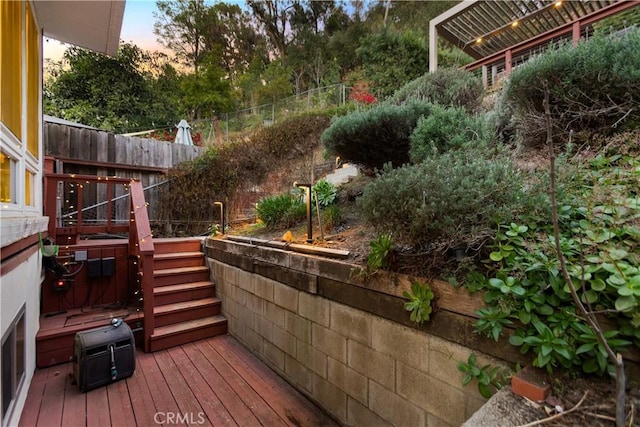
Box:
[1,306,26,426]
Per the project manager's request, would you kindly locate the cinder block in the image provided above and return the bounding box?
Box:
[299,292,330,328]
[272,324,296,357]
[244,328,264,355]
[331,303,372,345]
[265,301,285,328]
[347,340,395,390]
[396,362,467,426]
[224,265,238,286]
[254,277,275,302]
[427,413,454,427]
[313,374,347,423]
[347,397,391,427]
[369,380,426,426]
[371,316,429,371]
[247,293,264,316]
[297,340,327,378]
[465,394,488,421]
[264,341,285,372]
[312,323,347,363]
[285,355,313,393]
[238,269,254,292]
[238,305,254,329]
[253,316,273,340]
[273,281,299,312]
[328,357,368,404]
[285,311,311,343]
[430,336,504,399]
[228,315,244,340]
[223,298,239,319]
[234,287,248,307]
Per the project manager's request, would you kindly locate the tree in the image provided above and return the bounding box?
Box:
[356,29,429,99]
[154,0,212,71]
[180,55,236,119]
[247,0,295,58]
[45,43,181,132]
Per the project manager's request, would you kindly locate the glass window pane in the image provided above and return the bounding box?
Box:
[2,331,13,418]
[16,314,25,389]
[0,152,15,204]
[26,2,39,158]
[0,1,23,140]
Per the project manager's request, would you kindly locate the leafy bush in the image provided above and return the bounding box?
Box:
[356,30,429,100]
[409,105,486,163]
[504,30,640,145]
[160,111,332,231]
[468,151,640,375]
[321,101,432,170]
[357,147,521,248]
[255,194,306,229]
[387,68,484,113]
[457,354,510,398]
[312,179,337,207]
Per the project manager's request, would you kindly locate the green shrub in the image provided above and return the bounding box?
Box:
[256,193,306,229]
[321,101,432,170]
[504,30,640,145]
[159,111,332,231]
[468,151,640,376]
[312,179,337,207]
[409,105,486,163]
[367,233,396,271]
[322,205,341,231]
[357,147,521,248]
[387,68,484,113]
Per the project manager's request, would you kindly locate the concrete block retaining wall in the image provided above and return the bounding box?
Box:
[205,238,509,426]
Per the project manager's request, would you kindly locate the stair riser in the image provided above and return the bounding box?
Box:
[150,322,227,352]
[154,241,202,254]
[154,304,221,327]
[154,256,204,270]
[154,287,215,306]
[154,271,210,287]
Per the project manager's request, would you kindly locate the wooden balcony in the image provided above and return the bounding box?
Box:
[21,335,337,426]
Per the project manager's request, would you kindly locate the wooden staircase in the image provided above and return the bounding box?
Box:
[148,238,227,352]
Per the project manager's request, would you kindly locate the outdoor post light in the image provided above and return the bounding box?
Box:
[293,182,312,242]
[214,201,225,235]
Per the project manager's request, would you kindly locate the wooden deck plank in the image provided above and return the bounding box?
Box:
[125,351,161,427]
[166,345,237,426]
[195,339,286,426]
[153,350,211,426]
[61,369,87,426]
[182,341,261,427]
[86,385,111,427]
[106,377,137,427]
[36,365,68,427]
[19,336,336,427]
[218,335,337,426]
[18,367,50,426]
[136,349,182,422]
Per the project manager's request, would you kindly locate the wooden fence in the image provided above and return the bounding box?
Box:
[44,122,205,224]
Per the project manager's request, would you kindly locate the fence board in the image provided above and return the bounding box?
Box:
[44,122,205,223]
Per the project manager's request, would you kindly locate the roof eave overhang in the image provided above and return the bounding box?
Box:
[33,1,126,57]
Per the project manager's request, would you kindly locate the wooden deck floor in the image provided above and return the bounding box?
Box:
[20,335,337,427]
